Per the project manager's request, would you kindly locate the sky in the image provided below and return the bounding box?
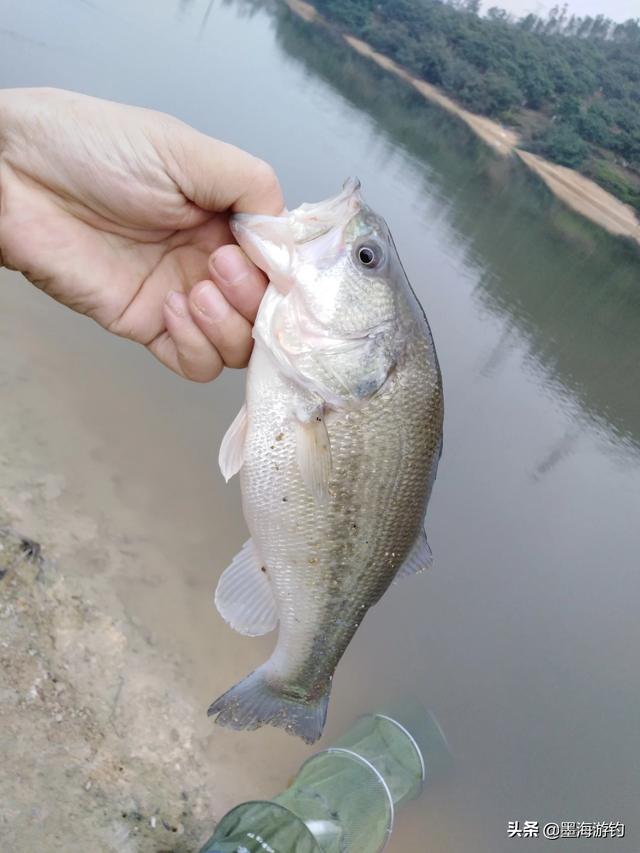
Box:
[489,0,638,22]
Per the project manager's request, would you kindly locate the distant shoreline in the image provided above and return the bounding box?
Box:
[285,0,640,248]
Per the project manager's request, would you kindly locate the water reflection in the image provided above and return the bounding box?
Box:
[531,428,581,481]
[177,0,197,16]
[272,7,640,455]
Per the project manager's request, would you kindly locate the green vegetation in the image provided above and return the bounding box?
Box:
[310,0,640,211]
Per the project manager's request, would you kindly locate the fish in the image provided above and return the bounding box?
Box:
[208,179,443,743]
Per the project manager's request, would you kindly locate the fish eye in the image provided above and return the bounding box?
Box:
[355,241,384,270]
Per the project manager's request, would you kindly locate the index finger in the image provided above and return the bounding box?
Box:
[163,121,285,215]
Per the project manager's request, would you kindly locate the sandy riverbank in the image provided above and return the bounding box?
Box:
[285,0,640,247]
[516,150,640,242]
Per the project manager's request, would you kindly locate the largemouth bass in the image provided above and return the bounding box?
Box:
[208,179,443,743]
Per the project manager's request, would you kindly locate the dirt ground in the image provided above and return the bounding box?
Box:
[0,372,237,853]
[0,521,218,853]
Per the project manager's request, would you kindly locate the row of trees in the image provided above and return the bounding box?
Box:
[310,0,640,210]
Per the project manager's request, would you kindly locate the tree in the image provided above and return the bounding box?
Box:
[487,7,509,22]
[557,94,581,123]
[311,0,640,201]
[538,123,590,167]
[579,107,611,146]
[463,0,482,14]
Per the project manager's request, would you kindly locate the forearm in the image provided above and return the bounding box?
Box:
[0,86,60,134]
[0,87,35,161]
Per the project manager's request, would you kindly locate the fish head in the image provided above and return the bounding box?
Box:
[231,178,400,337]
[231,179,418,408]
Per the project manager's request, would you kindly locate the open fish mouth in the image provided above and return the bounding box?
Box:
[289,177,362,243]
[229,178,367,292]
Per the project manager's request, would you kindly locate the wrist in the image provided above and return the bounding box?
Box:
[0,88,26,151]
[0,88,32,270]
[0,89,14,269]
[0,89,14,159]
[0,87,63,149]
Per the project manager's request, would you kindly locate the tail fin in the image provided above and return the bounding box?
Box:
[208,667,330,744]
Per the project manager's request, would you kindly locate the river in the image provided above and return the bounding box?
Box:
[1,0,639,850]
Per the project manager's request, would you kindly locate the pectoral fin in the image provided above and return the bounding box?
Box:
[214,539,278,636]
[295,415,332,503]
[218,403,248,482]
[394,529,433,581]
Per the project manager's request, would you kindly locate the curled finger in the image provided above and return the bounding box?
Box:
[208,244,268,323]
[149,290,224,381]
[189,280,254,368]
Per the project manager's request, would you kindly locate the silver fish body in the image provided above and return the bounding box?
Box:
[209,180,443,743]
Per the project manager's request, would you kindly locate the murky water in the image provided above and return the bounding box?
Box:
[2,0,640,849]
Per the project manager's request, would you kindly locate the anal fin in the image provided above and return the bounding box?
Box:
[394,529,433,582]
[215,539,278,636]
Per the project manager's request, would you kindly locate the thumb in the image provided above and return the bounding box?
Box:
[161,119,284,216]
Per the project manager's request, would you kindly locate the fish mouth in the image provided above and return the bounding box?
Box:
[227,179,365,293]
[228,177,362,245]
[290,177,362,243]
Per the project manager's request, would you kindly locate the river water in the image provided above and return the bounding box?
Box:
[1,0,640,850]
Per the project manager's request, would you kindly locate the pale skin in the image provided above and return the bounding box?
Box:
[0,87,284,381]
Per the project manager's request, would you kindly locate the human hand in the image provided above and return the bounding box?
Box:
[0,87,283,380]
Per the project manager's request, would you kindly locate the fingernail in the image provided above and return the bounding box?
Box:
[192,281,229,320]
[210,245,249,286]
[165,290,187,317]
